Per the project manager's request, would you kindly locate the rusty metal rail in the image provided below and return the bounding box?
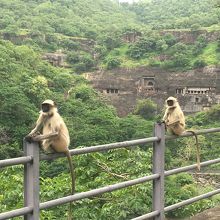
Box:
[0,124,220,220]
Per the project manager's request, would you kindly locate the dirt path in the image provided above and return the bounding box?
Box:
[189,205,220,220]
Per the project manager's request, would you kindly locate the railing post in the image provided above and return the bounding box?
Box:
[23,140,40,220]
[153,123,165,220]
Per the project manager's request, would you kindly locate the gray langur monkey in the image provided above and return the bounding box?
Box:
[26,99,75,219]
[162,96,201,171]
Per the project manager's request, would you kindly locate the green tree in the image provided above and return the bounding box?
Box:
[173,53,190,67]
[134,99,157,120]
[193,35,207,55]
[67,51,95,72]
[105,57,121,70]
[193,59,207,68]
[163,33,177,47]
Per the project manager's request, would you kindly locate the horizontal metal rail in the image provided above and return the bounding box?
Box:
[39,157,220,211]
[1,125,220,220]
[131,160,220,220]
[0,207,33,220]
[40,174,160,210]
[0,156,33,168]
[165,127,220,140]
[165,158,220,176]
[164,189,220,212]
[131,210,160,220]
[1,128,219,164]
[132,189,220,220]
[40,127,220,161]
[40,137,159,160]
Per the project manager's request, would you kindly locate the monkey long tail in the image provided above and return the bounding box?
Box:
[186,130,201,171]
[66,151,75,194]
[66,151,75,220]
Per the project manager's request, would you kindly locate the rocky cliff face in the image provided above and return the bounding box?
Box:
[160,30,220,44]
[86,66,220,117]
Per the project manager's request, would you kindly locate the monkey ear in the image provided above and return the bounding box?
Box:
[53,101,57,107]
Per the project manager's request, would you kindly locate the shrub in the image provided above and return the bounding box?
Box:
[193,59,207,68]
[105,57,121,70]
[134,99,157,119]
[67,51,95,72]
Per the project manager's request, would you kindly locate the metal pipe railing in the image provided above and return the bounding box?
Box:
[39,157,220,214]
[0,207,33,220]
[23,141,40,220]
[0,124,220,220]
[132,189,220,220]
[165,127,220,140]
[40,127,220,161]
[0,156,32,168]
[132,210,160,220]
[40,174,160,210]
[164,189,220,212]
[40,136,159,160]
[165,158,220,176]
[153,123,165,220]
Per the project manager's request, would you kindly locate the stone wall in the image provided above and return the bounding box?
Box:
[42,51,68,67]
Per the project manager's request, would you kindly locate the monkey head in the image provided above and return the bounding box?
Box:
[166,96,178,108]
[41,100,57,114]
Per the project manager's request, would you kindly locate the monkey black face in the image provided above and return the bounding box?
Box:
[42,103,51,113]
[167,100,174,107]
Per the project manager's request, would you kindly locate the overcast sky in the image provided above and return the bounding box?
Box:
[119,0,140,3]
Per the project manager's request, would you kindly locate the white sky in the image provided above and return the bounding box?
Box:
[119,0,139,3]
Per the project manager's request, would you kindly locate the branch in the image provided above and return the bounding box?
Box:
[96,161,129,180]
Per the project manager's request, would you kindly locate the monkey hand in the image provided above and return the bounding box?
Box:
[156,120,167,131]
[25,131,40,143]
[25,135,34,143]
[32,135,44,142]
[156,120,165,125]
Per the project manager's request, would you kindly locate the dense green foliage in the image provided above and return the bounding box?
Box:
[0,40,220,218]
[127,0,220,30]
[0,0,140,37]
[0,0,220,219]
[0,40,153,158]
[134,99,157,119]
[0,0,220,72]
[0,0,143,72]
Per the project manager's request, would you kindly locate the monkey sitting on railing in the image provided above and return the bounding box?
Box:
[162,96,200,171]
[25,99,74,219]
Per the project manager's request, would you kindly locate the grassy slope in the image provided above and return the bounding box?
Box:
[199,43,220,65]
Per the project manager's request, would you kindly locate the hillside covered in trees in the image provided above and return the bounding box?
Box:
[0,0,220,219]
[1,38,220,219]
[0,0,220,71]
[127,0,220,30]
